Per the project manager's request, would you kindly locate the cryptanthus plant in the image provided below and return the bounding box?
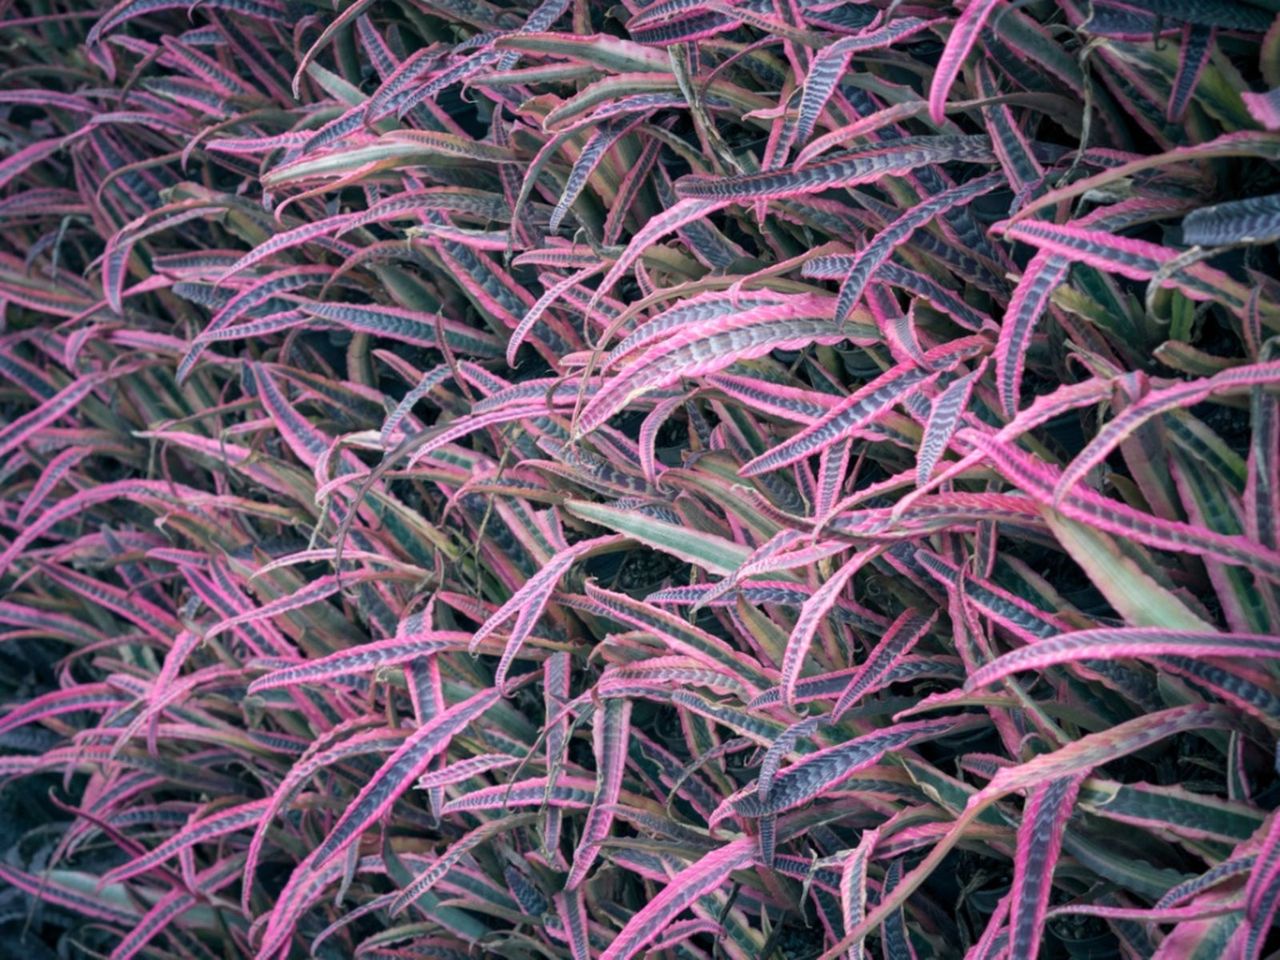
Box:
[1,0,1279,956]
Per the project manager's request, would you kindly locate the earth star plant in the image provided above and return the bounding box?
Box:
[1,0,1279,957]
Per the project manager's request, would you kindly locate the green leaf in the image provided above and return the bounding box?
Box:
[564,500,752,576]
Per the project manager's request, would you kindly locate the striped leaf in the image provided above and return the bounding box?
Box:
[1008,776,1085,960]
[740,338,991,477]
[1054,360,1280,504]
[1182,192,1280,245]
[834,173,1003,325]
[793,17,937,146]
[965,431,1280,582]
[996,218,1248,310]
[732,717,961,817]
[566,697,632,888]
[470,534,623,687]
[314,688,501,869]
[597,838,755,960]
[929,0,1003,122]
[775,547,883,710]
[917,365,985,485]
[297,300,504,357]
[832,610,937,720]
[247,633,471,692]
[966,627,1280,690]
[675,137,996,201]
[99,799,268,886]
[577,309,848,437]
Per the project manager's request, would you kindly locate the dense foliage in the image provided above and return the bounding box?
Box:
[2,0,1280,956]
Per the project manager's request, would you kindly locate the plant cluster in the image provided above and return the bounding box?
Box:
[1,0,1279,956]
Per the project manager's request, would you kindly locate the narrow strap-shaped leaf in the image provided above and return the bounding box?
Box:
[650,580,887,631]
[253,855,382,960]
[1008,775,1086,959]
[566,696,632,888]
[793,17,937,146]
[109,888,196,960]
[0,862,138,925]
[741,365,938,477]
[297,300,504,357]
[965,431,1280,581]
[0,372,105,459]
[247,633,471,692]
[996,218,1248,310]
[179,267,325,381]
[597,837,755,960]
[241,725,408,912]
[966,628,1280,690]
[675,136,995,201]
[103,204,224,313]
[508,866,551,918]
[0,479,212,578]
[881,858,917,959]
[203,574,348,640]
[995,249,1069,415]
[99,799,268,886]
[217,216,352,284]
[1168,24,1214,123]
[507,264,606,366]
[867,281,927,368]
[1182,192,1280,246]
[929,0,1003,122]
[982,704,1235,798]
[1059,360,1277,503]
[917,365,985,485]
[308,687,501,869]
[639,394,685,484]
[0,137,65,193]
[577,312,848,437]
[1242,812,1280,959]
[291,0,379,96]
[389,813,539,915]
[554,887,592,960]
[570,583,772,689]
[965,892,1012,960]
[605,292,813,370]
[879,261,989,331]
[1010,131,1280,225]
[441,776,598,813]
[777,547,882,710]
[415,753,518,790]
[750,657,964,709]
[1246,366,1279,549]
[1157,856,1257,908]
[471,534,623,687]
[832,610,937,720]
[0,601,107,646]
[592,196,729,305]
[758,716,824,802]
[382,365,453,444]
[830,705,1237,954]
[834,172,1003,325]
[814,436,853,525]
[549,119,635,232]
[840,827,879,960]
[733,717,960,817]
[88,0,284,46]
[0,682,122,737]
[707,372,839,423]
[975,61,1045,204]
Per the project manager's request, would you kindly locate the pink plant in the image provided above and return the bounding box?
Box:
[0,0,1278,957]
